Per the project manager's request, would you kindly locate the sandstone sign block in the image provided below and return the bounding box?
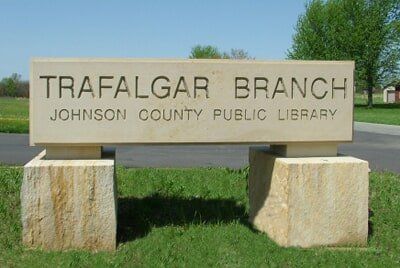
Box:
[30,59,354,145]
[24,58,367,251]
[21,150,117,251]
[248,147,369,248]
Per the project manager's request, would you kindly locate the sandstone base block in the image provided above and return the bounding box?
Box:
[248,147,369,248]
[21,150,117,251]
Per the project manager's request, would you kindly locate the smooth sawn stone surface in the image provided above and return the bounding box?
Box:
[30,59,354,145]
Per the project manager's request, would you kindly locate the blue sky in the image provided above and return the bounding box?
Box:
[0,0,306,79]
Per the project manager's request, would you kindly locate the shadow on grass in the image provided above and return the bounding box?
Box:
[368,208,374,237]
[117,195,247,243]
[355,103,400,109]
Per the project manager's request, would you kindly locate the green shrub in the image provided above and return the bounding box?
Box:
[0,73,29,98]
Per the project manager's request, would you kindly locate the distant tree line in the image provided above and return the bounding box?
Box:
[0,73,29,98]
[189,45,253,60]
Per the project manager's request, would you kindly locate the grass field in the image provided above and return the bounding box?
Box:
[0,97,29,133]
[0,166,399,266]
[1,94,399,134]
[355,93,400,126]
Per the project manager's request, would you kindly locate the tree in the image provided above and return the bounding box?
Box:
[229,48,254,60]
[189,45,226,59]
[189,45,253,60]
[288,0,400,107]
[0,73,21,97]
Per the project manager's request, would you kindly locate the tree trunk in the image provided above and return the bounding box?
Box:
[367,73,374,108]
[367,87,373,108]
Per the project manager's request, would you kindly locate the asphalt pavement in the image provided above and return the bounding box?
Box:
[0,122,399,172]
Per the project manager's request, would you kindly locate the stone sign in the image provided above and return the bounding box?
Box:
[23,58,368,252]
[30,59,354,145]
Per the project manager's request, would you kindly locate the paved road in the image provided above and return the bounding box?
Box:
[0,122,399,172]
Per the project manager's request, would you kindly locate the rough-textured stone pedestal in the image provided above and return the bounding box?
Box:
[248,147,369,248]
[21,150,117,251]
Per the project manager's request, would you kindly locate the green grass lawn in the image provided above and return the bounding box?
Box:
[1,94,399,134]
[0,97,29,133]
[355,93,400,125]
[1,166,399,267]
[354,103,400,125]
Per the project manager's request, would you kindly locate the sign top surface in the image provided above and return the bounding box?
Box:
[30,58,354,145]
